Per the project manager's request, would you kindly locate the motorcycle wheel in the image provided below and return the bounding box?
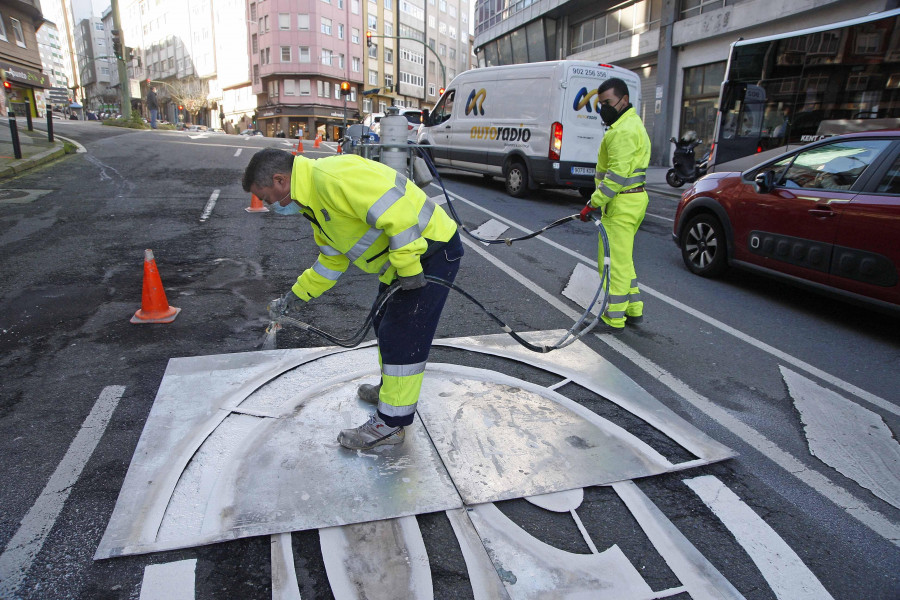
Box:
[666,169,685,188]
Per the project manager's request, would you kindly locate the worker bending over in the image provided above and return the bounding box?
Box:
[242,149,462,450]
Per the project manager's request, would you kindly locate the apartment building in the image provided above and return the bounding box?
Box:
[35,20,70,112]
[249,0,365,139]
[473,0,899,165]
[362,0,469,116]
[0,0,49,117]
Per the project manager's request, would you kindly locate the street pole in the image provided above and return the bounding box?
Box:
[111,0,131,120]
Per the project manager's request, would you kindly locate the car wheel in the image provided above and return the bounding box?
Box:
[680,213,728,277]
[505,160,528,198]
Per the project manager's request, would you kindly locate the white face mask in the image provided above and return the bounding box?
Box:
[271,190,299,215]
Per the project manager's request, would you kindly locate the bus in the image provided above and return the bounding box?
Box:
[710,8,900,172]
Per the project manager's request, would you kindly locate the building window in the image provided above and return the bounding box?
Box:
[368,45,377,58]
[321,49,333,65]
[253,64,259,83]
[364,98,372,112]
[299,79,312,95]
[298,14,310,30]
[385,48,393,63]
[571,1,660,53]
[281,46,292,62]
[338,53,345,68]
[352,0,360,14]
[379,101,387,113]
[352,57,361,71]
[439,43,445,56]
[299,46,311,62]
[350,88,357,101]
[250,2,256,22]
[368,15,377,30]
[428,15,435,28]
[279,13,291,29]
[680,61,726,155]
[334,82,341,97]
[429,83,435,96]
[385,0,393,10]
[318,80,331,98]
[680,0,725,19]
[352,27,360,43]
[268,80,279,97]
[338,24,344,39]
[369,69,378,85]
[10,18,26,48]
[251,33,258,53]
[285,79,297,95]
[385,22,393,36]
[321,17,332,35]
[449,47,456,59]
[385,74,394,90]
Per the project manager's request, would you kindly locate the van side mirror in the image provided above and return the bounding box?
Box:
[754,170,775,194]
[421,108,430,126]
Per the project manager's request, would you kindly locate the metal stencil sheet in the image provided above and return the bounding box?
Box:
[96,346,461,559]
[96,330,734,560]
[417,364,675,505]
[434,331,736,464]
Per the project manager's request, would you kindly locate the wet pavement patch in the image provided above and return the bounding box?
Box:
[0,189,54,205]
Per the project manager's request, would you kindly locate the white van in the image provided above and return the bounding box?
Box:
[418,60,642,197]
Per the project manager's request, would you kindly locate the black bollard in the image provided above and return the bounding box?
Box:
[24,100,33,131]
[8,111,22,159]
[47,108,54,142]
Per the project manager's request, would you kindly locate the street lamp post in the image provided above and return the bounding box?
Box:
[366,31,447,99]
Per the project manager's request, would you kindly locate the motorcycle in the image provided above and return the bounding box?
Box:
[666,133,709,188]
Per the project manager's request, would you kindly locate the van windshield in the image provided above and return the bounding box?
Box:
[404,112,422,124]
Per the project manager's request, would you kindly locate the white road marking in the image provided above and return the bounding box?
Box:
[458,233,900,545]
[562,262,604,316]
[138,559,197,600]
[0,386,126,598]
[782,366,900,510]
[684,475,834,600]
[234,148,242,157]
[644,211,674,222]
[470,219,510,245]
[613,481,743,600]
[445,189,895,417]
[271,533,302,600]
[199,189,220,222]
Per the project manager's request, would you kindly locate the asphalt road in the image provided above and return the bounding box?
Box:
[0,121,898,599]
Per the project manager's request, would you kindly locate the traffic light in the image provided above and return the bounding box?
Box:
[1,70,10,91]
[438,87,445,96]
[340,81,351,96]
[366,31,373,47]
[111,30,123,60]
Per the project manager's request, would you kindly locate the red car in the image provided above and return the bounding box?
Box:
[673,130,900,311]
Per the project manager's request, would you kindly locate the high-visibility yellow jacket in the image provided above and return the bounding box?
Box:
[590,106,651,209]
[288,154,458,301]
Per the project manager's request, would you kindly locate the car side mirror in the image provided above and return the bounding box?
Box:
[754,170,775,194]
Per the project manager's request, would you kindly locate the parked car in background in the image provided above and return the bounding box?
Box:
[240,129,263,136]
[673,130,900,311]
[397,108,423,142]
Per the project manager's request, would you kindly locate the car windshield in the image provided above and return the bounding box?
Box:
[404,113,422,124]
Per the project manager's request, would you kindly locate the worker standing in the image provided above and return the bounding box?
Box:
[242,149,462,450]
[579,77,651,332]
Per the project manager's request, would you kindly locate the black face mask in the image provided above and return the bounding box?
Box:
[600,101,622,126]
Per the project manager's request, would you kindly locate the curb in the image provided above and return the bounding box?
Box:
[646,185,684,199]
[0,144,68,181]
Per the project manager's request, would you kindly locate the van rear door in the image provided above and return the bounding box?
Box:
[560,65,642,183]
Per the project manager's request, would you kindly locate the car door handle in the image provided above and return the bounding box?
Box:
[808,207,836,217]
[444,125,451,129]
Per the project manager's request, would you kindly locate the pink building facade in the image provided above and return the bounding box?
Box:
[250,0,364,139]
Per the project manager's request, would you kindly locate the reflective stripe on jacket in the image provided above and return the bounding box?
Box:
[590,106,651,209]
[289,154,458,301]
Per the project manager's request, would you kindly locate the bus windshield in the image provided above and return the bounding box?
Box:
[713,10,900,169]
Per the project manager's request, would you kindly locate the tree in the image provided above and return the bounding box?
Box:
[167,78,209,124]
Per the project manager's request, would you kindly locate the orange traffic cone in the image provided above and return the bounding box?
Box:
[337,142,343,154]
[292,138,304,155]
[131,249,181,324]
[313,134,321,148]
[245,194,269,213]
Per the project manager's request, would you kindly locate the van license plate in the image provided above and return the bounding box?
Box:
[571,167,594,176]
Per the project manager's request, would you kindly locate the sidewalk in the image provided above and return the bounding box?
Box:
[645,166,682,199]
[0,120,68,180]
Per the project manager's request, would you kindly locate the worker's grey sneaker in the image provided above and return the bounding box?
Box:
[338,413,405,450]
[357,382,381,404]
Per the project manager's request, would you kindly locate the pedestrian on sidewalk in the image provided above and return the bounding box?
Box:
[579,77,651,332]
[242,149,463,451]
[147,87,159,129]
